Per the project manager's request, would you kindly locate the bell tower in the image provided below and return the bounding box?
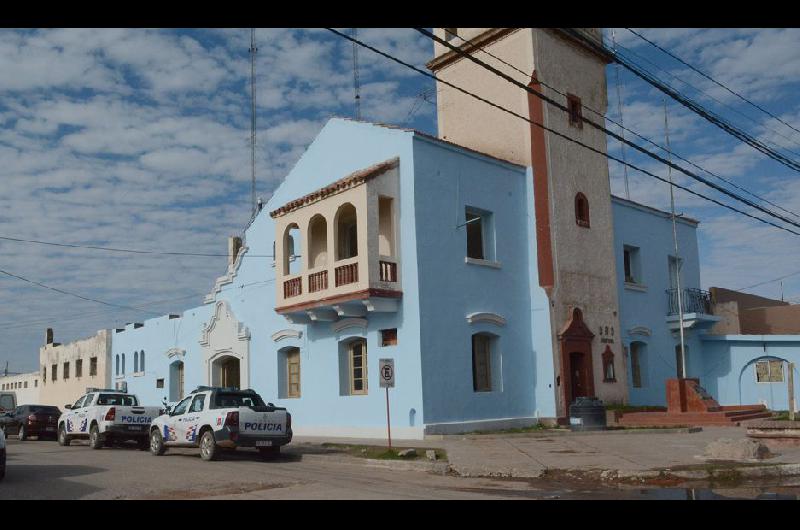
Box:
[427,28,627,417]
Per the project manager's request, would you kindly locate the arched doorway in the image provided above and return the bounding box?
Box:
[169,360,184,402]
[212,355,241,389]
[558,307,596,413]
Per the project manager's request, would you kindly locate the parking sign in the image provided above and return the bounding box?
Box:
[379,359,395,388]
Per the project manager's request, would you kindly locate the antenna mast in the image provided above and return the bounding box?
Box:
[249,28,258,216]
[352,28,361,120]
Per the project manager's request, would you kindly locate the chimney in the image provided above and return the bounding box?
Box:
[45,328,54,345]
[228,236,243,267]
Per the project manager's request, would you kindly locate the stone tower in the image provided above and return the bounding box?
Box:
[428,28,627,417]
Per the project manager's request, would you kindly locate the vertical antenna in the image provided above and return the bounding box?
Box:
[249,28,258,216]
[665,98,687,379]
[352,28,361,120]
[612,29,630,200]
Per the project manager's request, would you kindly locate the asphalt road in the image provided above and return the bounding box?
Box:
[4,436,798,499]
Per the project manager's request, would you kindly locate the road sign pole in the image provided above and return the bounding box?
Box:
[385,386,392,450]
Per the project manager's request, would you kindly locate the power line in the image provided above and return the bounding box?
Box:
[440,28,800,222]
[0,234,274,258]
[564,28,800,174]
[737,268,800,292]
[418,28,800,233]
[625,28,800,140]
[0,268,162,316]
[352,28,362,120]
[326,28,800,240]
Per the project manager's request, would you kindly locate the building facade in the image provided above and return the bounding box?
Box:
[0,371,41,406]
[39,328,112,408]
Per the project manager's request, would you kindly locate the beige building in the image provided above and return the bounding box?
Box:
[39,328,112,407]
[428,28,627,415]
[0,371,41,406]
[710,287,800,335]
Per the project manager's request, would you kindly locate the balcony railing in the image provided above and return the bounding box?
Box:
[308,270,328,293]
[666,288,711,316]
[335,262,359,287]
[284,277,302,299]
[379,260,397,282]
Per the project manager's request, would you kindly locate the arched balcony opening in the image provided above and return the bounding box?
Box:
[283,223,303,276]
[308,215,328,269]
[335,203,358,261]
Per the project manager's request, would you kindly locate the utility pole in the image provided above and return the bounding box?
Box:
[352,28,361,120]
[249,28,258,217]
[665,99,687,379]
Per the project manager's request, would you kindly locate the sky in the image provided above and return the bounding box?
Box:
[1,28,799,374]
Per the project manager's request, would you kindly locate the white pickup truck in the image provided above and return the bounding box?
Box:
[58,388,161,450]
[149,386,292,461]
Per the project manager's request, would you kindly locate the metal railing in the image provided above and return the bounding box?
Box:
[666,288,711,315]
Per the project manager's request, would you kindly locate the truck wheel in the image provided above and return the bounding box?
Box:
[258,446,280,460]
[89,425,103,450]
[150,429,166,456]
[18,425,27,441]
[58,425,71,446]
[199,430,218,461]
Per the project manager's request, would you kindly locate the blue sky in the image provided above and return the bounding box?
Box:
[1,28,799,373]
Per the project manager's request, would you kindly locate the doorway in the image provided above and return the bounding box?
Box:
[169,360,184,402]
[213,355,240,389]
[569,351,591,402]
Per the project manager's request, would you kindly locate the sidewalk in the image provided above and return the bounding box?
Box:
[293,427,800,483]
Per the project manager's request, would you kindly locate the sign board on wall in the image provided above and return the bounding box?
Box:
[379,359,395,388]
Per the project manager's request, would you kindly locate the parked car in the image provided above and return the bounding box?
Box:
[0,428,5,481]
[150,386,292,461]
[0,405,61,441]
[58,388,161,449]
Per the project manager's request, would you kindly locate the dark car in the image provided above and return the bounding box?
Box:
[0,405,61,441]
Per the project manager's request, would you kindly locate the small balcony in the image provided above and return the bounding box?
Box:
[665,288,720,331]
[271,158,403,323]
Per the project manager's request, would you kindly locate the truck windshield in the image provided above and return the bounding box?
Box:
[211,392,266,409]
[97,394,138,406]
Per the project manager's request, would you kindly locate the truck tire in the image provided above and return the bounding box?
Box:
[199,430,219,461]
[89,425,103,450]
[18,425,27,441]
[58,425,71,447]
[150,429,166,456]
[258,446,280,460]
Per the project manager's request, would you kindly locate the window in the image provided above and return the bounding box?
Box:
[623,245,642,284]
[34,380,37,388]
[134,351,139,373]
[23,381,28,389]
[602,346,616,382]
[122,353,125,374]
[378,196,395,257]
[349,339,368,395]
[156,379,164,389]
[51,364,57,382]
[72,395,86,409]
[567,93,583,128]
[90,357,97,376]
[75,359,83,378]
[668,256,683,290]
[42,366,46,383]
[381,329,398,347]
[575,192,590,228]
[115,355,119,376]
[756,360,784,383]
[171,396,193,416]
[283,223,303,275]
[286,348,301,398]
[465,207,495,262]
[335,203,358,260]
[189,394,205,413]
[444,28,458,42]
[140,350,145,372]
[630,343,645,388]
[472,334,492,392]
[63,361,70,380]
[308,214,328,269]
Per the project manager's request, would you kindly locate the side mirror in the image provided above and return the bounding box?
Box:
[64,404,72,410]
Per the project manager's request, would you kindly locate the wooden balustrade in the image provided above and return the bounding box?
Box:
[379,260,397,282]
[308,270,328,293]
[335,262,359,287]
[283,277,302,298]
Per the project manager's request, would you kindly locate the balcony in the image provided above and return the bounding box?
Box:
[665,288,720,331]
[271,158,403,323]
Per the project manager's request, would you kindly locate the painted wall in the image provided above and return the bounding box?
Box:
[701,336,800,412]
[39,330,112,408]
[612,196,704,406]
[0,371,40,406]
[412,135,546,425]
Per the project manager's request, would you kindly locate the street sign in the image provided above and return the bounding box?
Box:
[379,359,395,388]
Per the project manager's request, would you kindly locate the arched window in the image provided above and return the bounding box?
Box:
[121,353,126,374]
[115,355,119,376]
[629,342,647,388]
[472,333,498,392]
[307,214,328,269]
[283,223,302,275]
[140,350,145,372]
[575,192,590,228]
[602,345,616,382]
[134,351,139,373]
[335,203,358,260]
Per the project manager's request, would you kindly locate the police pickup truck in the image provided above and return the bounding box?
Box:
[58,388,161,450]
[149,386,292,461]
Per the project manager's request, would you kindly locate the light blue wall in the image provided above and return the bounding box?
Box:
[701,335,800,411]
[412,136,548,423]
[612,197,704,406]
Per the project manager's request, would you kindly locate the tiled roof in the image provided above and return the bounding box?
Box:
[269,157,399,218]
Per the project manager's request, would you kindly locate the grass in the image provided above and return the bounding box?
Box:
[769,411,800,422]
[320,443,447,461]
[470,423,559,435]
[604,404,667,413]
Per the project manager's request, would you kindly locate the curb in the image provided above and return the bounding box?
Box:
[294,451,450,474]
[600,462,800,483]
[441,427,702,440]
